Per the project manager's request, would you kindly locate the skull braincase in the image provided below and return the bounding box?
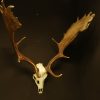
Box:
[33,63,48,94]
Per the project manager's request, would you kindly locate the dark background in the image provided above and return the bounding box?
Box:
[0,0,100,100]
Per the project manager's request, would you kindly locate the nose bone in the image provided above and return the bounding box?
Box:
[38,88,43,94]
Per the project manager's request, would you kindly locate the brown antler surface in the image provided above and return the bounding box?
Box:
[46,12,95,77]
[0,0,39,76]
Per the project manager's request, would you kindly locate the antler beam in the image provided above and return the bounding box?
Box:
[46,12,95,77]
[0,0,39,77]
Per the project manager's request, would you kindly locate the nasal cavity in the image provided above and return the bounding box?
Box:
[38,89,43,94]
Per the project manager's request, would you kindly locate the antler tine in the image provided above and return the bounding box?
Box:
[46,12,95,78]
[14,37,39,75]
[0,0,39,77]
[46,38,69,78]
[46,52,69,77]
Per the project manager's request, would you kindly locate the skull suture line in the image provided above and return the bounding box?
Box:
[0,0,95,94]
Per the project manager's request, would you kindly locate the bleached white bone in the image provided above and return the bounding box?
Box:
[33,63,48,94]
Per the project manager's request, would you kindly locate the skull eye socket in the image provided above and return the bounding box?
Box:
[33,76,36,80]
[37,80,39,84]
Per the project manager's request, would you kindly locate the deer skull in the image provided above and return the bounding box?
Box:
[33,63,48,94]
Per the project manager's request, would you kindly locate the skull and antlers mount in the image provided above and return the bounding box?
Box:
[0,0,95,94]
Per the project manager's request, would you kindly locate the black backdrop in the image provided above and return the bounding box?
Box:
[0,0,100,100]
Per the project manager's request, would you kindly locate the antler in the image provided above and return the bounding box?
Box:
[0,0,39,77]
[46,12,95,77]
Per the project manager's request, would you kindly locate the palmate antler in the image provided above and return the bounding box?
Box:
[46,12,95,77]
[0,0,39,77]
[0,0,95,94]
